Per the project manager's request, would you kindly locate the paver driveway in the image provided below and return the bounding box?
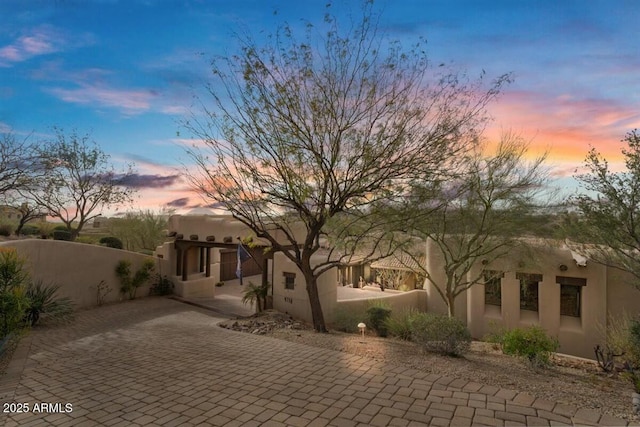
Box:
[0,297,631,426]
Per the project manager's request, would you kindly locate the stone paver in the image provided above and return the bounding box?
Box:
[0,294,633,426]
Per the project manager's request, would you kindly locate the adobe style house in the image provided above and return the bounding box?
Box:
[161,214,640,360]
[424,238,640,359]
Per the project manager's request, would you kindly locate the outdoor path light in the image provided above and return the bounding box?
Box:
[358,322,366,338]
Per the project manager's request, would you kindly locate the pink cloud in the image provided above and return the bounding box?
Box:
[46,83,157,115]
[0,26,72,66]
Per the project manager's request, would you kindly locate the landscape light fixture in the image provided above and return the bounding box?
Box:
[358,322,366,338]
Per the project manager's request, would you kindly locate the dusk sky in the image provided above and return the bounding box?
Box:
[1,0,638,214]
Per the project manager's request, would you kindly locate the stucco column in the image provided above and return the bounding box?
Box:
[182,249,189,281]
[205,248,211,277]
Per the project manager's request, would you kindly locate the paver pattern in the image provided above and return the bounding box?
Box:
[0,296,632,426]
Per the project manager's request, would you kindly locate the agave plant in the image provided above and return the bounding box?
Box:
[24,281,74,326]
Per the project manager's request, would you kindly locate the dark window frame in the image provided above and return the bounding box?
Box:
[557,276,586,317]
[284,272,296,290]
[517,272,542,312]
[483,270,504,306]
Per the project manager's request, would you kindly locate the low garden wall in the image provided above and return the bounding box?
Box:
[0,239,170,309]
[330,289,427,324]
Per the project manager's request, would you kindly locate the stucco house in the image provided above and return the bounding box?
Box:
[160,214,640,360]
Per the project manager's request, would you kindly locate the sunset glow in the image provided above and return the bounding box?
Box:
[1,0,638,213]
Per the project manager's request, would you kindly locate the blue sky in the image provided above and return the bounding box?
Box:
[1,0,638,213]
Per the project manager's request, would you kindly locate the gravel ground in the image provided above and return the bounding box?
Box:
[220,311,640,423]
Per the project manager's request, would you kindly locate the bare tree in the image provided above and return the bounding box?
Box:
[570,129,640,288]
[23,128,136,240]
[396,133,549,317]
[0,132,34,197]
[184,2,510,331]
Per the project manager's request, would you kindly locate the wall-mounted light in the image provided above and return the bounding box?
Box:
[559,264,568,272]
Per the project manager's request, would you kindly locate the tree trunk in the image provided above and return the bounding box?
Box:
[303,270,327,332]
[447,292,456,318]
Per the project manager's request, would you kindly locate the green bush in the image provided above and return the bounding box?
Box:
[24,281,74,326]
[75,236,98,245]
[115,259,155,299]
[0,224,12,237]
[331,307,367,333]
[385,308,419,341]
[99,236,123,249]
[501,325,558,367]
[149,274,174,296]
[52,230,72,241]
[0,249,30,338]
[366,305,392,337]
[411,313,471,356]
[53,225,68,231]
[19,225,40,236]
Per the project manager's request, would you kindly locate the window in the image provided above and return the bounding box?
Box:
[483,270,503,306]
[284,272,296,290]
[557,276,586,317]
[517,273,542,312]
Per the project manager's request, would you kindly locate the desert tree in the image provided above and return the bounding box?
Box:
[107,209,172,252]
[570,129,640,288]
[0,132,46,235]
[0,132,35,197]
[393,133,549,317]
[22,128,136,240]
[184,1,511,331]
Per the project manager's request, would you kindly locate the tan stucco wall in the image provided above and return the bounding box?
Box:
[1,239,170,308]
[606,268,640,324]
[167,214,307,247]
[272,252,337,324]
[331,289,427,325]
[424,238,637,359]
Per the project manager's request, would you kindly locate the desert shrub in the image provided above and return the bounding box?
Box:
[19,225,39,236]
[411,313,471,357]
[99,236,123,249]
[24,281,74,326]
[594,314,640,372]
[149,274,174,296]
[91,280,112,306]
[115,259,155,300]
[366,303,392,337]
[501,325,558,367]
[331,306,367,333]
[483,321,508,349]
[75,236,98,244]
[0,249,30,338]
[52,230,72,241]
[385,308,419,341]
[0,224,12,237]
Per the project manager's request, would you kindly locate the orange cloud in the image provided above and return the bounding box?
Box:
[485,90,637,169]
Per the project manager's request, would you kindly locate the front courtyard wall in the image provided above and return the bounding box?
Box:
[331,289,427,325]
[1,239,169,308]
